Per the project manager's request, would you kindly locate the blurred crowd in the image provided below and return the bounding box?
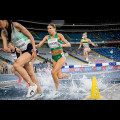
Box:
[0,61,8,74]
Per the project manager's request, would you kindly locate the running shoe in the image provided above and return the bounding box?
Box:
[54,91,60,96]
[30,93,44,100]
[26,84,37,98]
[53,91,61,98]
[47,90,61,99]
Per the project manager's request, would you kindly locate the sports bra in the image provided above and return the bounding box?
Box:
[82,39,89,47]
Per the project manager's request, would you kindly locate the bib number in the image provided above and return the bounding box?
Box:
[48,38,59,48]
[14,39,30,51]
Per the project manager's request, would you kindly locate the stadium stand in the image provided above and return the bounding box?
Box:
[31,31,120,43]
[92,47,120,62]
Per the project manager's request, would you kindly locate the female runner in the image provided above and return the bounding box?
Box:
[0,20,43,98]
[78,32,98,62]
[36,23,71,95]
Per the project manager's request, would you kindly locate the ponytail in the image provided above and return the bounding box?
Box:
[6,20,13,42]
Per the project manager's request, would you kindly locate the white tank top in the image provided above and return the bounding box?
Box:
[4,25,30,51]
[11,48,21,61]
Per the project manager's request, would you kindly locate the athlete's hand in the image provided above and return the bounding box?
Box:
[95,44,98,47]
[78,47,81,49]
[0,48,11,53]
[31,52,37,62]
[57,42,62,47]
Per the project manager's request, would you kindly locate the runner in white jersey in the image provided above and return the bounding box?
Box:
[0,20,43,98]
[7,42,25,84]
[0,42,24,84]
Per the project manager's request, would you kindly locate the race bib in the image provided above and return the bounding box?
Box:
[48,38,59,49]
[14,39,30,51]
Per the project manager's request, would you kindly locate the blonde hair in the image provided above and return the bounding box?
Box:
[83,32,87,35]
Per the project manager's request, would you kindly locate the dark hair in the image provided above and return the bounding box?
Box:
[6,20,13,42]
[8,41,14,46]
[48,23,56,28]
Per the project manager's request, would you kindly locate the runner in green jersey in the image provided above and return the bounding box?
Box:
[36,23,71,96]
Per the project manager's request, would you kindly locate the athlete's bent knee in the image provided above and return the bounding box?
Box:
[13,63,20,70]
[51,69,57,75]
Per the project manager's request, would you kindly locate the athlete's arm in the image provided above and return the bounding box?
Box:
[1,30,11,53]
[78,40,82,49]
[36,36,48,48]
[0,48,11,53]
[16,48,21,53]
[88,39,98,47]
[57,33,71,47]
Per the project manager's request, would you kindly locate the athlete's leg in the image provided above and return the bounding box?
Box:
[57,69,70,79]
[11,67,23,83]
[11,67,22,78]
[52,60,70,79]
[86,48,91,61]
[24,62,42,94]
[83,48,87,60]
[51,56,66,91]
[87,48,91,52]
[13,52,35,86]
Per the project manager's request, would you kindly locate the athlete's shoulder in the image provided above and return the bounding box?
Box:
[87,38,91,41]
[12,22,20,27]
[45,35,49,38]
[1,29,5,34]
[13,22,26,29]
[57,33,63,36]
[57,33,64,38]
[44,35,49,40]
[12,22,23,30]
[1,29,7,36]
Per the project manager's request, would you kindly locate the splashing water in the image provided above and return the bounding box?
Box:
[0,69,118,100]
[36,70,112,100]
